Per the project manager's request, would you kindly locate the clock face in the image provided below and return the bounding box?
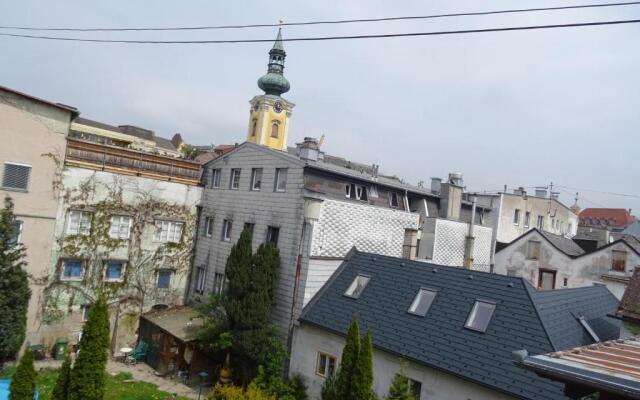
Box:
[273,101,283,113]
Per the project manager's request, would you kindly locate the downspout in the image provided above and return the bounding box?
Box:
[403,189,410,212]
[490,193,504,272]
[463,195,477,269]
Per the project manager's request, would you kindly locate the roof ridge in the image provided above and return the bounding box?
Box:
[524,281,559,351]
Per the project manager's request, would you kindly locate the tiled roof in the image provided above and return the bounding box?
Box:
[301,251,619,399]
[537,230,586,257]
[521,338,640,399]
[580,208,636,228]
[618,268,640,321]
[528,285,621,350]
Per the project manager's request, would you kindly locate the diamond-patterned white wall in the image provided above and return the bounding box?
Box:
[310,199,420,258]
[432,219,493,272]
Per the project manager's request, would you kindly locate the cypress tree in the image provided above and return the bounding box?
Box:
[320,369,338,400]
[0,196,30,370]
[386,365,414,400]
[224,225,254,331]
[68,294,110,400]
[9,348,36,400]
[355,329,374,400]
[51,352,72,400]
[336,316,361,400]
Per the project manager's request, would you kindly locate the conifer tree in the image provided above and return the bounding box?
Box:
[354,329,374,400]
[386,365,415,400]
[9,348,36,400]
[51,352,72,400]
[0,196,30,370]
[320,369,338,400]
[336,316,361,400]
[68,294,110,400]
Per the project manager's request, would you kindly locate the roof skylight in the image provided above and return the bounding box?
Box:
[408,288,437,317]
[464,300,496,333]
[344,274,370,299]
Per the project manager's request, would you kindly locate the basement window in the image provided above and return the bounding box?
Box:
[408,288,437,317]
[344,274,370,299]
[465,300,496,333]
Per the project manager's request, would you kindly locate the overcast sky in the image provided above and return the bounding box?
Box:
[3,1,639,213]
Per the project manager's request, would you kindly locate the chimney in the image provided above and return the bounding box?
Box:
[550,191,560,200]
[439,177,463,220]
[448,172,464,187]
[535,187,548,198]
[513,187,526,196]
[171,133,184,148]
[296,137,320,161]
[430,177,442,195]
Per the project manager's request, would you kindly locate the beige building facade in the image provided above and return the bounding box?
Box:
[0,86,77,342]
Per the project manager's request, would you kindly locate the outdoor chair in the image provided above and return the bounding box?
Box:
[124,340,149,365]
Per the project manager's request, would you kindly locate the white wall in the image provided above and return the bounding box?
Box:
[303,258,342,306]
[290,324,517,400]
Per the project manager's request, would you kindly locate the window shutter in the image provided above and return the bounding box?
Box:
[3,163,31,190]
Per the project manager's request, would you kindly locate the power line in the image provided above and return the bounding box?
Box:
[556,184,640,199]
[555,187,607,207]
[0,19,639,44]
[1,1,639,31]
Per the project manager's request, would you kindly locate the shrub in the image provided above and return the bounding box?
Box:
[9,349,36,400]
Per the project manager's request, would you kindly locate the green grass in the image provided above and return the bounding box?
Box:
[624,321,640,336]
[1,368,191,400]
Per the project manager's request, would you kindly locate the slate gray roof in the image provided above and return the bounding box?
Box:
[537,230,585,257]
[153,136,178,152]
[622,220,640,238]
[301,250,621,400]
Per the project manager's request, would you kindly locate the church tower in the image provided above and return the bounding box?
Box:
[247,29,295,151]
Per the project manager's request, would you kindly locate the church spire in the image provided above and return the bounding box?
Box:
[258,28,290,96]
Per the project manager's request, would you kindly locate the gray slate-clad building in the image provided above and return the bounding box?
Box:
[290,250,620,400]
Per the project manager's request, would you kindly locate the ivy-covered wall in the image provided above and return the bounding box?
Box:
[41,166,201,350]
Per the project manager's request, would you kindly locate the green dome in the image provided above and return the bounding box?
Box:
[258,72,290,96]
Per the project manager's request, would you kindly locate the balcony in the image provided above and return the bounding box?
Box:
[65,137,201,185]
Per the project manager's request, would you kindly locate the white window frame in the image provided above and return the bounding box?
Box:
[513,209,521,225]
[213,272,226,295]
[345,184,352,198]
[355,185,367,201]
[389,192,400,208]
[524,211,531,228]
[275,168,288,192]
[104,260,126,282]
[67,210,92,236]
[109,215,132,239]
[222,219,232,242]
[2,161,32,191]
[315,352,337,378]
[537,215,545,230]
[211,168,221,188]
[250,168,263,191]
[153,220,183,243]
[344,274,371,299]
[156,269,173,289]
[60,259,84,282]
[195,266,206,294]
[204,216,214,237]
[10,220,23,245]
[230,169,241,190]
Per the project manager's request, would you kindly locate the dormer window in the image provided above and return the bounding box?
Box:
[271,120,280,138]
[408,288,437,317]
[344,274,370,299]
[464,300,496,333]
[389,192,400,208]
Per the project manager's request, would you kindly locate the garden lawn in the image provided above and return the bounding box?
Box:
[1,368,191,400]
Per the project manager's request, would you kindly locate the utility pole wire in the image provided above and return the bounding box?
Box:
[556,185,640,199]
[1,1,639,31]
[0,19,639,44]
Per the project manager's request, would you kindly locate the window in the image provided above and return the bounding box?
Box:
[408,378,422,400]
[67,210,92,235]
[344,275,370,299]
[109,215,131,239]
[2,162,31,191]
[195,266,206,294]
[243,222,255,236]
[104,261,124,281]
[275,168,288,192]
[154,220,183,243]
[222,219,232,241]
[316,352,337,377]
[266,226,280,246]
[9,220,23,246]
[465,300,496,333]
[61,260,83,281]
[230,169,241,190]
[389,192,400,208]
[251,119,257,137]
[250,168,263,191]
[513,209,521,225]
[568,223,573,233]
[211,169,221,188]
[355,185,368,201]
[345,184,352,198]
[81,305,91,322]
[563,277,568,287]
[578,316,600,342]
[408,288,437,316]
[526,240,541,260]
[271,120,280,138]
[612,250,627,272]
[537,215,545,230]
[524,211,531,228]
[157,270,172,289]
[204,216,214,237]
[213,272,226,295]
[538,269,557,290]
